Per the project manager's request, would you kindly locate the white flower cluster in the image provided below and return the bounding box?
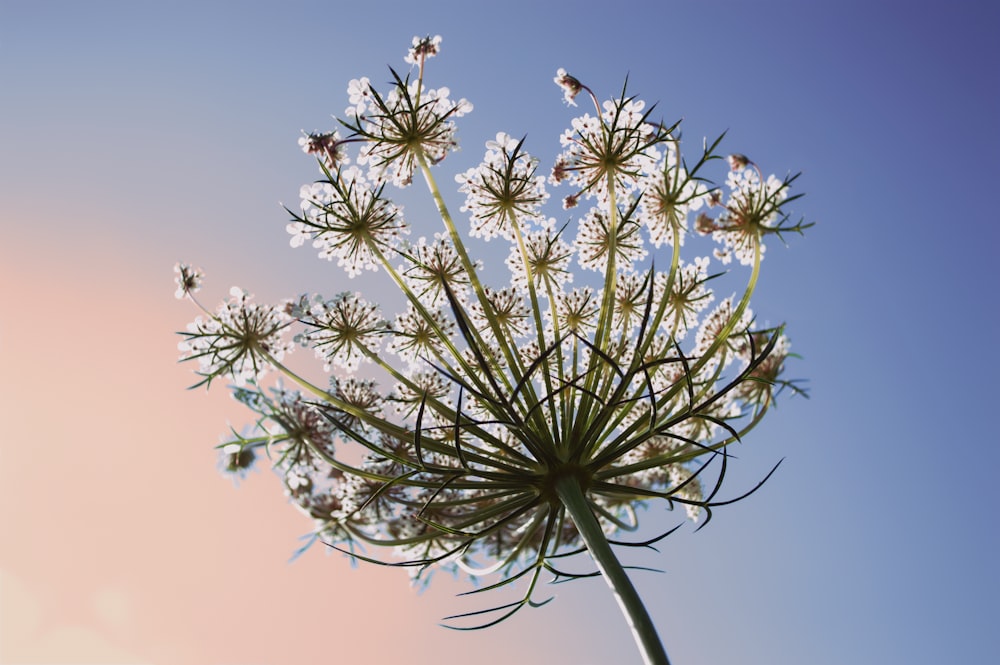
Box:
[177,287,292,387]
[710,167,790,265]
[344,73,472,187]
[550,98,662,206]
[177,37,809,621]
[288,166,406,277]
[455,132,549,240]
[637,143,711,249]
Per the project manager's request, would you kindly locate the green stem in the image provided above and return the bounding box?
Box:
[413,149,522,386]
[555,475,670,665]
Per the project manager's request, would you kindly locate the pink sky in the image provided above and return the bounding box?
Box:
[0,221,633,664]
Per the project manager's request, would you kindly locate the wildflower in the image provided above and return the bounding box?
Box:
[391,370,453,418]
[177,36,810,665]
[733,330,795,407]
[658,256,715,341]
[574,203,647,272]
[298,131,348,169]
[173,262,203,300]
[610,271,651,334]
[387,304,454,366]
[330,378,385,432]
[461,339,508,376]
[288,166,406,277]
[693,296,753,369]
[554,68,583,107]
[727,153,752,171]
[698,167,811,266]
[638,147,711,248]
[345,72,472,187]
[468,287,530,339]
[552,286,600,334]
[404,34,442,66]
[178,286,292,387]
[239,387,340,474]
[714,169,787,264]
[219,441,256,477]
[402,234,472,306]
[504,225,574,290]
[551,88,666,203]
[303,292,385,372]
[456,133,549,240]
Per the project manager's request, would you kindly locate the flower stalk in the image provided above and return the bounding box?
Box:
[555,473,670,665]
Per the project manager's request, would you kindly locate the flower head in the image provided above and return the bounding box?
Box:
[298,130,349,169]
[505,224,574,290]
[177,36,810,656]
[697,168,810,265]
[289,166,406,277]
[638,147,710,248]
[402,233,472,306]
[347,72,472,187]
[552,286,599,334]
[387,304,454,366]
[303,292,385,372]
[551,91,666,204]
[468,287,530,339]
[405,34,442,65]
[173,262,203,300]
[178,285,292,387]
[727,153,752,171]
[574,203,647,272]
[456,133,549,240]
[219,440,256,478]
[554,68,583,107]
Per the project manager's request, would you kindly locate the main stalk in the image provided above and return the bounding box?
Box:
[554,475,671,665]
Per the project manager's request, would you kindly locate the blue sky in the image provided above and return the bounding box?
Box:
[2,1,998,663]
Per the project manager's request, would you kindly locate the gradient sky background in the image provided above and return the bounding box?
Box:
[2,1,998,664]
